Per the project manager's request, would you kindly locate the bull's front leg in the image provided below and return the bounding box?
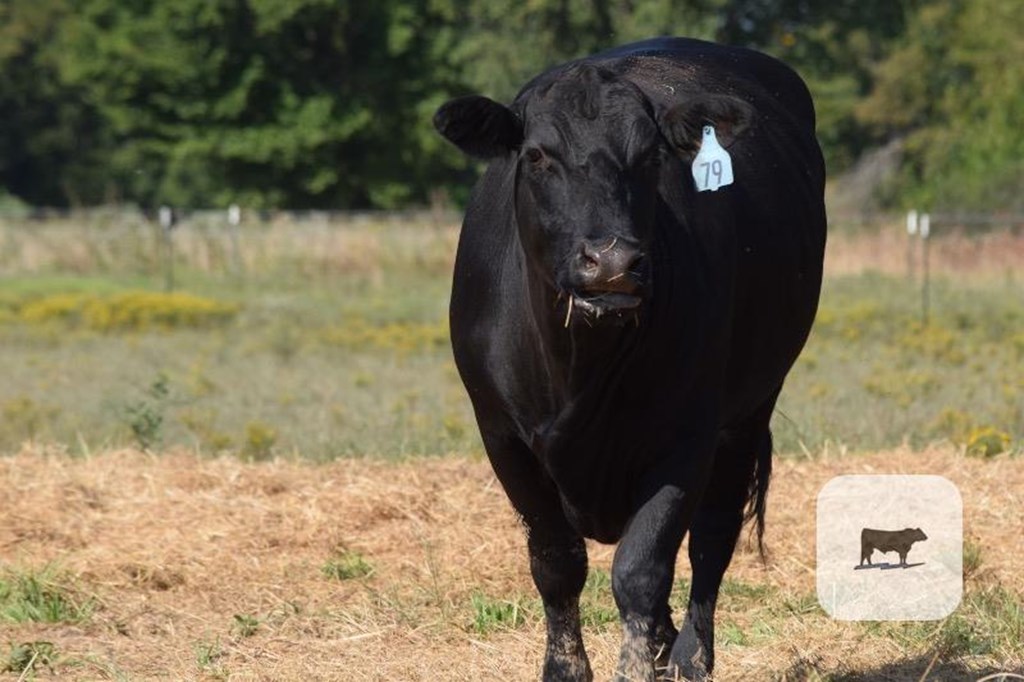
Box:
[610,444,713,682]
[482,431,592,681]
[529,528,591,681]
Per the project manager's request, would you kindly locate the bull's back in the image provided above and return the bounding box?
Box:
[862,529,913,553]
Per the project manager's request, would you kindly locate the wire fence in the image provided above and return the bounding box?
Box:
[0,207,462,283]
[1,207,1022,289]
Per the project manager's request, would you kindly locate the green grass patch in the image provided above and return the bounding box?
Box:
[885,584,1024,659]
[579,569,619,629]
[963,539,984,579]
[467,592,537,633]
[321,550,374,581]
[193,635,226,677]
[1,225,1021,460]
[0,565,93,624]
[774,272,1023,454]
[3,641,58,675]
[719,578,775,604]
[718,621,749,646]
[232,613,261,638]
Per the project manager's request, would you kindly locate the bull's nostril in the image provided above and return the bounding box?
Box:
[578,247,601,275]
[573,239,643,293]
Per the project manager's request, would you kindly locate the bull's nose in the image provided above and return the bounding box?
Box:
[572,237,643,294]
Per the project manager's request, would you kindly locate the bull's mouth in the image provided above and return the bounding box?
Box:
[564,291,643,326]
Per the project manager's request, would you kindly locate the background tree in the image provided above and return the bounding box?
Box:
[856,0,1024,210]
[0,0,1018,210]
[0,0,109,206]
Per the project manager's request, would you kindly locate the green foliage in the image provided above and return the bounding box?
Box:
[124,374,172,451]
[963,539,983,579]
[467,592,536,633]
[321,550,374,581]
[579,569,618,629]
[3,641,58,675]
[893,584,1024,658]
[0,565,93,624]
[965,426,1011,459]
[1,222,1021,460]
[774,272,1023,454]
[857,0,1024,209]
[0,0,109,206]
[1,396,60,441]
[2,0,1015,210]
[193,636,225,674]
[241,421,278,461]
[232,613,261,638]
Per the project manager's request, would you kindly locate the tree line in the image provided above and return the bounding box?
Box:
[0,0,1020,211]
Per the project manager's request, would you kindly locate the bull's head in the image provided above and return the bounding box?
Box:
[434,64,752,326]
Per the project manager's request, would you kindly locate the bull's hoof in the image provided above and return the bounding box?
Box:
[542,652,593,682]
[612,664,655,682]
[652,612,679,675]
[667,627,713,682]
[664,662,712,682]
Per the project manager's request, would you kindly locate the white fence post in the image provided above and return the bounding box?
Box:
[228,204,242,275]
[906,210,918,281]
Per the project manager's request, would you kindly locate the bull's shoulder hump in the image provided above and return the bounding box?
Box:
[511,37,816,129]
[594,38,797,81]
[593,38,815,125]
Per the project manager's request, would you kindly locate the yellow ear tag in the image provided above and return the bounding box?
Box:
[691,125,734,192]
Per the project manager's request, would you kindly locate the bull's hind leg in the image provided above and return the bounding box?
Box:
[670,399,776,681]
[481,431,592,682]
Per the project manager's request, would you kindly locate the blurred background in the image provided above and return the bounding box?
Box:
[0,0,1021,459]
[2,0,1022,210]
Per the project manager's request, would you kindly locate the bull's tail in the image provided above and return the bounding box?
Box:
[743,429,773,562]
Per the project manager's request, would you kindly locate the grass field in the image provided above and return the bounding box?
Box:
[1,216,1022,680]
[0,445,1021,680]
[0,217,1021,459]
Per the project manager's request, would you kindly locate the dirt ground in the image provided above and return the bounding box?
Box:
[1,445,1021,681]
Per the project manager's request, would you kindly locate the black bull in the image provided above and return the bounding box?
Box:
[434,37,826,681]
[861,528,929,567]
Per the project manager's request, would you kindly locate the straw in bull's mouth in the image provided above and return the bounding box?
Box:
[559,290,642,328]
[569,292,642,322]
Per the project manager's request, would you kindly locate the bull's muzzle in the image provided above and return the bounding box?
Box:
[571,237,644,296]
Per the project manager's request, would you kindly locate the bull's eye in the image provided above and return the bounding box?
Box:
[523,147,545,166]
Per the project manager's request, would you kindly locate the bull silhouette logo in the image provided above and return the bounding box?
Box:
[857,527,928,570]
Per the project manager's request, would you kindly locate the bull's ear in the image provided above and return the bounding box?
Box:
[658,94,755,157]
[433,95,523,159]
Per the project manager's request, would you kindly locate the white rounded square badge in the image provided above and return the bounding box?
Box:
[816,475,962,620]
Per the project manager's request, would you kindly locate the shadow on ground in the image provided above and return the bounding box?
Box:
[779,654,1024,681]
[853,562,925,571]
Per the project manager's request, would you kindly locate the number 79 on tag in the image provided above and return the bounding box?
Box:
[691,125,734,192]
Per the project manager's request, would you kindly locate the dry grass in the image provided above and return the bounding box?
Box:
[0,213,459,279]
[0,445,1021,681]
[3,212,1023,283]
[825,226,1024,280]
